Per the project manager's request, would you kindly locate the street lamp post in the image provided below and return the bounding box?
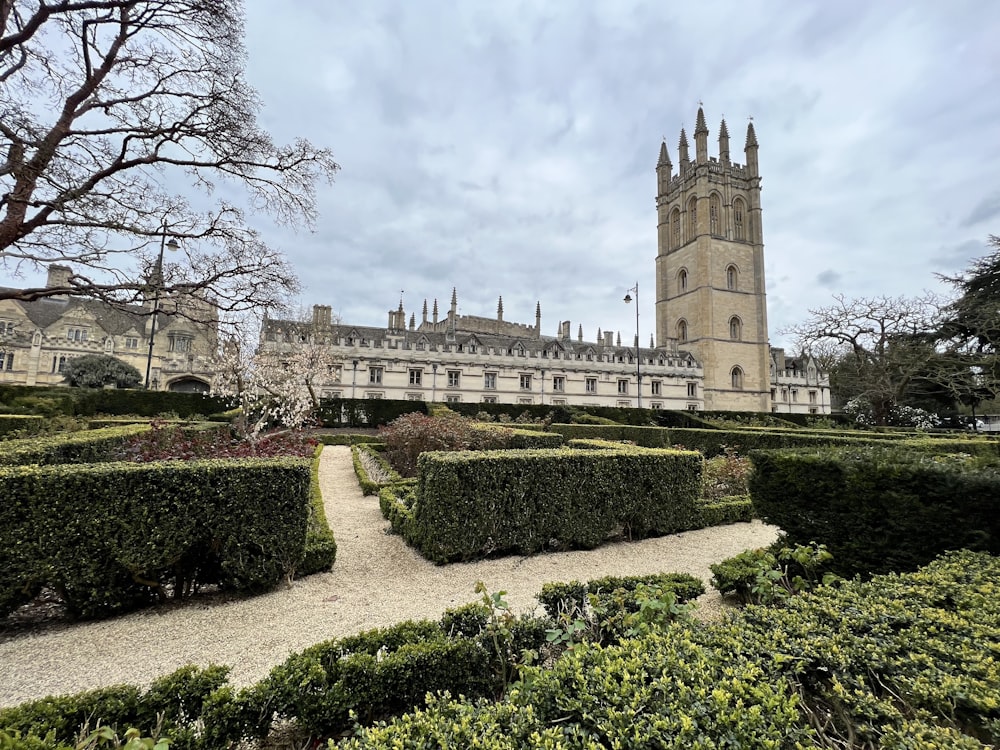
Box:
[624,282,641,409]
[144,227,180,389]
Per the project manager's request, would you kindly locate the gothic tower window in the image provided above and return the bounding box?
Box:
[686,196,698,243]
[671,207,681,249]
[677,319,688,343]
[678,268,688,293]
[729,316,742,340]
[726,264,738,290]
[731,366,744,390]
[709,194,721,236]
[734,198,746,241]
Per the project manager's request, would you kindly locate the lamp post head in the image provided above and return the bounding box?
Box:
[623,293,633,304]
[165,238,180,252]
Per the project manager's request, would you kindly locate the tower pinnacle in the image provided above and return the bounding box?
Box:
[694,106,709,164]
[718,117,730,164]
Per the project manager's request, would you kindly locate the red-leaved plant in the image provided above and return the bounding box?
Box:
[118,421,317,462]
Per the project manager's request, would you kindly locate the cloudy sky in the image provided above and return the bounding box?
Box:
[16,1,996,350]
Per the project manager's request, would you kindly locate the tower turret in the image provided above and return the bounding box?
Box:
[678,128,690,172]
[694,106,709,164]
[578,323,583,342]
[497,296,504,322]
[718,118,730,164]
[745,121,759,177]
[656,140,672,193]
[432,298,439,324]
[422,299,428,324]
[535,301,541,337]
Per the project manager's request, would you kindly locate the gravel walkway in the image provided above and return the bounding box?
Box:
[0,446,778,708]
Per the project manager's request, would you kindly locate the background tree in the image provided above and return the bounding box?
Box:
[63,354,142,388]
[0,1,338,317]
[783,294,942,425]
[931,234,1000,418]
[212,312,341,435]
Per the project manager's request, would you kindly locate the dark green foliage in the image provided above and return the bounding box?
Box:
[297,446,336,576]
[397,447,703,563]
[0,424,151,465]
[0,458,311,618]
[315,397,428,428]
[315,433,383,446]
[698,495,754,526]
[0,384,229,418]
[62,355,142,389]
[0,415,45,437]
[710,541,835,604]
[549,423,672,446]
[0,665,229,749]
[750,446,1000,577]
[341,550,1000,750]
[667,425,875,456]
[536,572,705,618]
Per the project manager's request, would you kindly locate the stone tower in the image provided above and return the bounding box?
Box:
[654,107,771,411]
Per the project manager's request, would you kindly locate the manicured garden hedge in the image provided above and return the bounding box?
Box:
[549,423,672,447]
[0,457,312,618]
[0,424,151,465]
[385,447,703,563]
[750,446,1000,577]
[0,414,45,437]
[315,397,428,427]
[469,423,565,449]
[298,446,337,576]
[4,552,997,749]
[536,572,705,618]
[0,384,229,418]
[351,442,401,495]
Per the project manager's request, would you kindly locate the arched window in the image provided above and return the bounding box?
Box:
[671,207,681,249]
[734,198,746,241]
[678,268,688,293]
[726,264,738,290]
[731,366,744,390]
[686,196,698,243]
[729,316,742,341]
[677,319,688,343]
[709,194,721,235]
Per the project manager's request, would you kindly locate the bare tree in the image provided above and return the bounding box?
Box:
[783,294,942,425]
[0,1,339,316]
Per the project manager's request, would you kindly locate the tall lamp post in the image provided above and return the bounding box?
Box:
[623,282,641,409]
[144,227,180,389]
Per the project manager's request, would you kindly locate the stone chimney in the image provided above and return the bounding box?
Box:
[46,264,73,289]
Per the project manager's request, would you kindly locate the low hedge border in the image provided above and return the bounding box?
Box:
[0,415,45,437]
[0,424,152,466]
[549,423,672,447]
[469,423,565,449]
[297,445,337,577]
[315,433,383,446]
[536,572,705,618]
[698,495,754,526]
[351,443,400,495]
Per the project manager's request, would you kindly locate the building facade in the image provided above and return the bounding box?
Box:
[259,107,831,415]
[0,265,217,392]
[261,294,708,411]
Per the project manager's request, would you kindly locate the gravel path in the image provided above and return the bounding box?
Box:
[0,446,778,708]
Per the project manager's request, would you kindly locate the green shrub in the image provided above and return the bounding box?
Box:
[297,446,336,576]
[400,447,703,563]
[0,424,151,466]
[315,433,383,446]
[62,355,142,389]
[0,458,311,618]
[0,415,46,438]
[548,423,672,447]
[710,541,835,605]
[749,446,1000,577]
[536,572,704,619]
[698,495,754,526]
[701,447,751,500]
[314,397,428,428]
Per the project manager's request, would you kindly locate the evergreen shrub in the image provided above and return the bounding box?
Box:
[399,447,702,563]
[698,495,754,526]
[0,458,311,618]
[351,442,400,495]
[750,446,1000,577]
[549,423,671,447]
[298,446,337,576]
[536,572,704,618]
[0,424,151,465]
[0,415,45,437]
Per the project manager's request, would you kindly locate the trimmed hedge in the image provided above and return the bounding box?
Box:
[315,397,428,428]
[315,433,383,446]
[536,572,705,618]
[698,495,754,526]
[398,447,703,563]
[0,384,229,418]
[0,415,45,437]
[469,423,564,449]
[750,446,1000,577]
[297,446,337,576]
[351,442,401,495]
[0,424,151,465]
[341,550,1000,749]
[549,423,672,447]
[0,457,311,618]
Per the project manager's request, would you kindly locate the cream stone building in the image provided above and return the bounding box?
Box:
[260,107,831,415]
[0,265,217,392]
[262,294,708,410]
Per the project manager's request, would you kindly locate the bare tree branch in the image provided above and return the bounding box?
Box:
[0,0,339,316]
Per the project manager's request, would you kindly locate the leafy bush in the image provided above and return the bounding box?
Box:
[379,412,478,477]
[701,447,751,500]
[536,572,704,619]
[116,423,316,461]
[62,355,142,389]
[0,424,152,466]
[698,496,754,526]
[710,541,835,605]
[750,446,1000,577]
[298,445,336,576]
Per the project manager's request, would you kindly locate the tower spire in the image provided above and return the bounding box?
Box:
[497,296,504,321]
[745,119,759,177]
[656,139,673,193]
[421,299,428,324]
[694,105,709,164]
[718,117,730,164]
[432,298,438,324]
[678,127,690,165]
